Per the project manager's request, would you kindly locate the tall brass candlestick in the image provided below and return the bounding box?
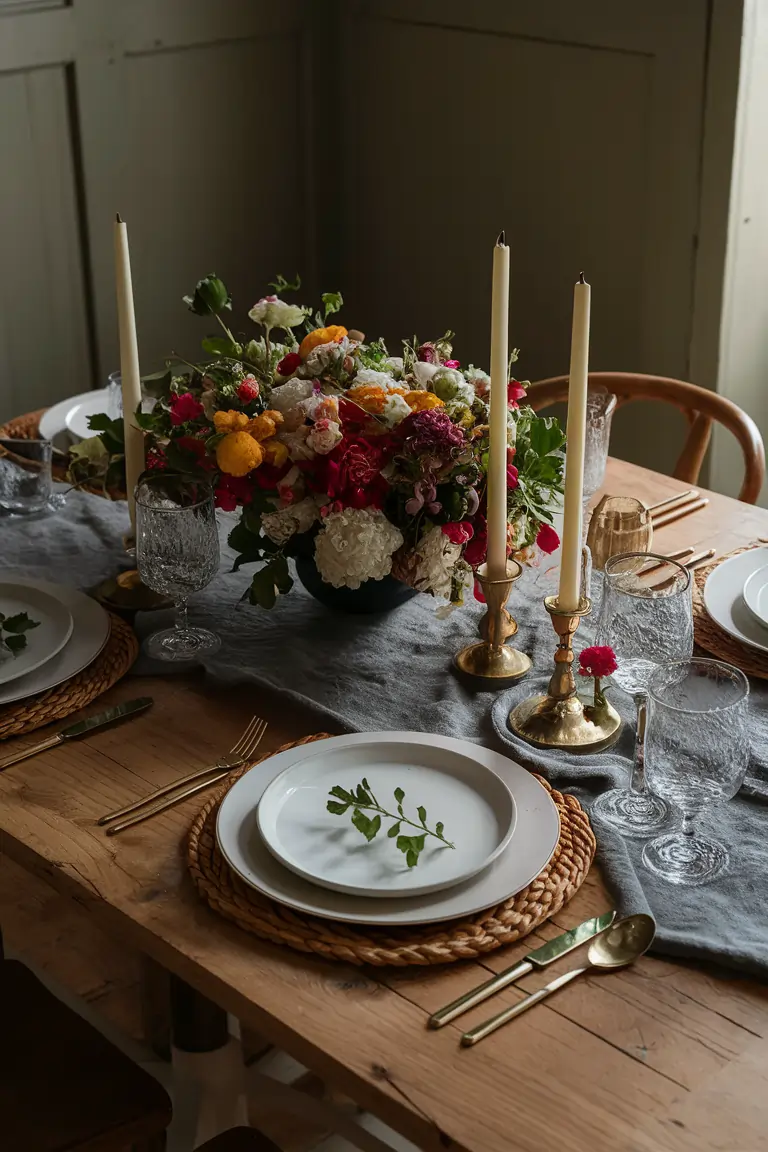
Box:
[508,595,622,751]
[453,561,531,686]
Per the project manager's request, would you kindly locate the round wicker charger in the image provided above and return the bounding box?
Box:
[0,615,138,740]
[693,543,768,679]
[187,734,596,967]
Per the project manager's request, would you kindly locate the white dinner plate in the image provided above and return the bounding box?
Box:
[217,732,560,927]
[742,564,768,631]
[64,392,112,440]
[0,576,110,704]
[257,739,516,898]
[39,388,110,443]
[703,547,768,655]
[0,583,73,685]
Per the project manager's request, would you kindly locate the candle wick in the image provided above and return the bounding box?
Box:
[116,213,123,224]
[578,271,585,284]
[496,230,506,246]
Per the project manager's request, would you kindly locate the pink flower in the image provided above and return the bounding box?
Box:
[507,464,519,489]
[536,523,560,554]
[578,645,618,679]
[443,358,461,369]
[237,376,260,403]
[508,380,527,408]
[307,417,343,455]
[441,521,474,545]
[405,479,441,516]
[416,342,438,364]
[169,391,205,426]
[276,351,302,377]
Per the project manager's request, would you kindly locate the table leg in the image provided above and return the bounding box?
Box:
[170,976,248,1145]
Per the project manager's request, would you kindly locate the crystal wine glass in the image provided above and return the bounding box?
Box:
[643,658,749,885]
[582,389,617,523]
[135,475,221,661]
[592,551,693,835]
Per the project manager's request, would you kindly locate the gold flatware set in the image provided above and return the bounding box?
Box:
[648,488,709,529]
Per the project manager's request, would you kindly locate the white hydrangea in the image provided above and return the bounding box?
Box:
[412,525,464,599]
[301,336,351,377]
[380,392,412,428]
[314,508,404,590]
[261,496,323,546]
[412,361,439,388]
[269,378,314,430]
[248,295,307,329]
[353,367,400,391]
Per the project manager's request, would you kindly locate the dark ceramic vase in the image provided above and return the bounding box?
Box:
[294,554,419,614]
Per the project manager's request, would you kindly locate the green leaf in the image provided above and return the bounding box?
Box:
[387,821,401,838]
[4,635,26,654]
[270,554,294,596]
[417,805,427,826]
[394,787,405,805]
[326,800,350,815]
[355,783,372,805]
[435,821,444,839]
[248,565,277,610]
[361,776,372,792]
[141,368,175,399]
[268,272,301,294]
[351,808,380,842]
[183,274,232,316]
[527,414,566,459]
[321,291,343,321]
[406,849,418,868]
[2,613,40,634]
[329,785,355,804]
[202,335,242,358]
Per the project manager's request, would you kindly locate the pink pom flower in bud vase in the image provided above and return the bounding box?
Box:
[578,645,618,710]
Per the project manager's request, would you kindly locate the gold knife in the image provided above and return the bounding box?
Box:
[427,910,617,1029]
[0,697,154,771]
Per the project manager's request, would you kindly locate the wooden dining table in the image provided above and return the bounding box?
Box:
[2,456,768,1152]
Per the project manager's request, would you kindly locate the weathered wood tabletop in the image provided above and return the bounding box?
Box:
[1,458,767,1152]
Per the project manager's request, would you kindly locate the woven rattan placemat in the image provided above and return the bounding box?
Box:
[693,543,768,679]
[0,615,138,740]
[187,734,596,967]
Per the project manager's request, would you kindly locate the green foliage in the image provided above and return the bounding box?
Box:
[325,780,454,868]
[86,413,124,455]
[0,611,40,657]
[247,555,293,609]
[202,335,242,358]
[183,274,232,316]
[268,273,302,294]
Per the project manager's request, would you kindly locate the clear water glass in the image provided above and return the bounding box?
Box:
[583,389,617,517]
[136,476,221,661]
[586,495,653,572]
[0,439,53,514]
[593,551,694,835]
[643,659,749,885]
[106,370,123,420]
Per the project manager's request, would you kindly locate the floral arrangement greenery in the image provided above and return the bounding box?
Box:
[81,274,566,608]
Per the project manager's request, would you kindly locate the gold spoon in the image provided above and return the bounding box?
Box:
[460,913,656,1046]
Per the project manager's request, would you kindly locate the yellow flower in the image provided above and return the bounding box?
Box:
[261,438,289,468]
[404,390,445,412]
[346,384,389,414]
[213,410,250,433]
[299,324,348,360]
[216,431,263,477]
[248,409,284,442]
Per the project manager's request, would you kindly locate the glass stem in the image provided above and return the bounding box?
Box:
[175,598,189,633]
[630,693,648,794]
[681,812,696,837]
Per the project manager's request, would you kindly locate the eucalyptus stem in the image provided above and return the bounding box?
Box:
[352,798,455,849]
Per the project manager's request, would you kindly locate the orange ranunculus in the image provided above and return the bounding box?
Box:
[213,409,250,433]
[216,431,263,477]
[404,390,445,412]
[248,409,284,441]
[346,384,389,415]
[299,324,348,360]
[261,438,289,468]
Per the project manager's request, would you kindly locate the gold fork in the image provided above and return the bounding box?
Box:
[99,715,268,835]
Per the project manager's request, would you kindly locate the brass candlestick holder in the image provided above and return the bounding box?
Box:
[92,532,172,616]
[508,594,622,751]
[453,561,532,686]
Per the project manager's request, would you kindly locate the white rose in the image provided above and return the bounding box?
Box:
[383,356,404,376]
[353,367,399,391]
[412,361,439,388]
[307,419,343,455]
[248,295,307,329]
[301,336,350,377]
[261,497,322,545]
[270,377,314,421]
[276,425,316,462]
[380,393,412,428]
[314,508,404,590]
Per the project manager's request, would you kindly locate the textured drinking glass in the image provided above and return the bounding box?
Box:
[0,439,53,514]
[643,659,749,885]
[586,495,653,572]
[592,552,694,835]
[136,476,221,661]
[583,389,617,516]
[106,370,123,420]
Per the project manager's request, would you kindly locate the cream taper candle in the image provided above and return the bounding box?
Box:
[114,214,145,530]
[558,272,591,611]
[486,231,510,580]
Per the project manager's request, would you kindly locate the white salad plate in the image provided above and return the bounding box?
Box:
[0,583,73,685]
[217,732,560,927]
[0,577,110,705]
[256,738,516,898]
[742,563,768,631]
[703,546,768,655]
[39,388,110,443]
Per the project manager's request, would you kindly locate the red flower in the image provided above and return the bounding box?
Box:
[464,520,488,567]
[276,351,302,377]
[214,473,254,511]
[169,391,205,426]
[145,447,167,471]
[578,646,618,679]
[237,376,260,403]
[176,435,216,471]
[507,380,527,408]
[507,464,519,490]
[325,435,388,508]
[441,520,474,546]
[473,579,486,604]
[536,523,560,554]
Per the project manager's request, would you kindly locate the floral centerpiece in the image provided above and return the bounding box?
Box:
[80,274,566,610]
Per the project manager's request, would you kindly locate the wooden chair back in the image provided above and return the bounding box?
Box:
[527,372,765,504]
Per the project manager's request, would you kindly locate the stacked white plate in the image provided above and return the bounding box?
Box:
[216,731,560,927]
[39,388,112,446]
[703,546,768,655]
[0,575,111,706]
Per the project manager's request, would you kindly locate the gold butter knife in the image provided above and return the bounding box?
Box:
[0,698,153,771]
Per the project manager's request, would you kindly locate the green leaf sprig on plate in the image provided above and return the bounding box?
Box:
[0,612,40,658]
[326,778,455,868]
